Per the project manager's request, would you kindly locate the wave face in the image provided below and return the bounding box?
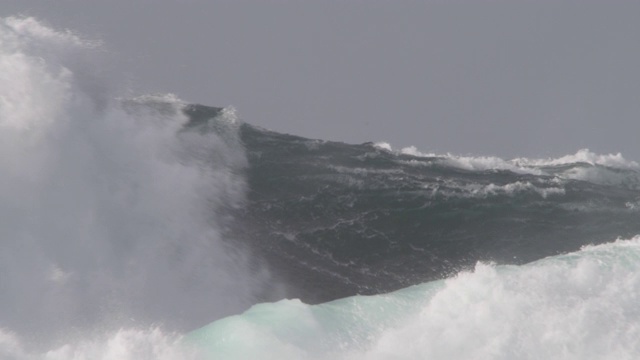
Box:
[3,16,640,359]
[196,109,640,303]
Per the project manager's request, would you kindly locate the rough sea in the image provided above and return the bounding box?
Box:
[2,16,640,359]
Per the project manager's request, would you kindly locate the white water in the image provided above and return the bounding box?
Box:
[378,142,640,188]
[393,145,640,172]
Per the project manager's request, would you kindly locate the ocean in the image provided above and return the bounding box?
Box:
[2,16,640,359]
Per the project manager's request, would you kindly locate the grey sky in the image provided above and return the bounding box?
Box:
[3,1,640,160]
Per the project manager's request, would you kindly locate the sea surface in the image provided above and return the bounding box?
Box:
[2,16,640,359]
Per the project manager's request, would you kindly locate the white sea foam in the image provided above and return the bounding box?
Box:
[355,241,640,360]
[415,179,566,200]
[189,236,640,359]
[514,148,640,169]
[0,16,265,348]
[373,141,393,152]
[458,181,565,199]
[379,142,640,187]
[399,145,542,174]
[329,164,563,199]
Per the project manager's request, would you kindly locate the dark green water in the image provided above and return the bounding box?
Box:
[185,104,640,304]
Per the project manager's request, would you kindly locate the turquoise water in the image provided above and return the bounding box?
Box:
[187,237,640,359]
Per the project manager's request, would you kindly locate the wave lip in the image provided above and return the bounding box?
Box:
[188,236,640,360]
[397,145,639,173]
[386,143,640,188]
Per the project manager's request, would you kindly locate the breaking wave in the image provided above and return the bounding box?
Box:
[2,16,640,359]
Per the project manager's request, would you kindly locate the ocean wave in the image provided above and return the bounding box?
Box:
[4,14,640,360]
[190,236,640,360]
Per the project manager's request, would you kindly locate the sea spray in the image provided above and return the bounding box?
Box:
[0,16,267,347]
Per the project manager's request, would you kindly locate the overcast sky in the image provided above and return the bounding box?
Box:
[3,1,640,160]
